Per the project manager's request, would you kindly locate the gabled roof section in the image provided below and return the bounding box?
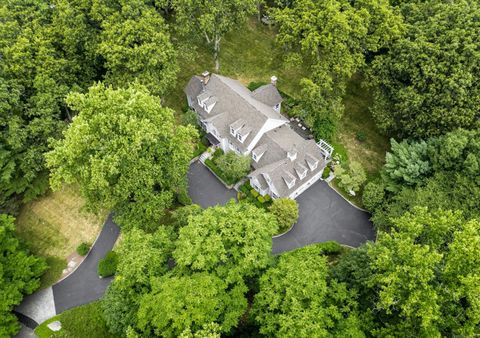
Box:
[252,83,283,107]
[184,74,287,153]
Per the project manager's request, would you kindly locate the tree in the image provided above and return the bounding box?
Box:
[271,0,403,139]
[367,0,480,138]
[0,214,47,337]
[382,138,431,192]
[137,272,247,337]
[253,244,365,337]
[103,226,175,336]
[173,201,277,284]
[172,0,257,71]
[46,83,197,230]
[98,6,178,96]
[0,0,99,212]
[268,198,298,233]
[366,208,480,336]
[362,180,385,212]
[335,161,366,193]
[214,152,251,183]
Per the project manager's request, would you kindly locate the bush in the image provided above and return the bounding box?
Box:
[237,192,245,200]
[251,189,259,198]
[264,194,271,202]
[213,151,251,184]
[335,162,367,193]
[76,242,90,256]
[269,198,299,235]
[322,166,331,179]
[362,181,386,212]
[316,241,343,255]
[176,189,192,206]
[258,196,265,203]
[356,131,366,142]
[98,251,118,277]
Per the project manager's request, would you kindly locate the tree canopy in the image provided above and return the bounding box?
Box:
[173,201,278,284]
[46,83,197,230]
[368,0,480,138]
[0,214,47,337]
[254,244,364,337]
[272,0,403,140]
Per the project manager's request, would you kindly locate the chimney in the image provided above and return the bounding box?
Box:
[202,71,210,85]
[287,145,297,161]
[271,75,278,87]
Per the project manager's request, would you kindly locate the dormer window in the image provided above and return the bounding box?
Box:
[294,162,308,180]
[230,127,235,136]
[305,153,319,171]
[252,153,257,161]
[237,134,242,142]
[282,171,296,189]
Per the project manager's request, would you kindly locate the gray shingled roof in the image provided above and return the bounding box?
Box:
[249,125,327,197]
[252,84,283,107]
[184,74,287,153]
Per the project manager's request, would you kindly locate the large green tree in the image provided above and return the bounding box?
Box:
[0,0,99,212]
[137,272,247,337]
[339,208,480,337]
[272,0,403,140]
[173,201,278,284]
[103,226,175,336]
[0,214,47,337]
[97,4,178,96]
[46,83,197,230]
[253,244,364,337]
[368,0,480,138]
[172,0,257,71]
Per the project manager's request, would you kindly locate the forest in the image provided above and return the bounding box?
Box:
[1,0,480,336]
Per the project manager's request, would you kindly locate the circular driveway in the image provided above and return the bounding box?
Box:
[188,161,375,254]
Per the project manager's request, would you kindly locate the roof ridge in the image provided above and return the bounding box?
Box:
[212,74,284,121]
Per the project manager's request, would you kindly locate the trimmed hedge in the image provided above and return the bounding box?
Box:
[322,166,331,179]
[76,242,90,256]
[98,251,118,277]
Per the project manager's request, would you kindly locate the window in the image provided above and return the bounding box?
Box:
[237,134,243,142]
[252,153,257,161]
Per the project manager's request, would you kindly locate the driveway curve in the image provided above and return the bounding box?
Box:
[272,181,375,254]
[188,160,375,253]
[52,215,120,313]
[15,215,120,328]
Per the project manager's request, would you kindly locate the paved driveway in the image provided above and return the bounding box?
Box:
[52,215,120,313]
[188,161,375,253]
[188,161,237,208]
[272,181,375,254]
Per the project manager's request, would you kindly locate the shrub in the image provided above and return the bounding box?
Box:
[258,196,265,203]
[213,148,224,158]
[237,192,245,200]
[76,242,90,256]
[362,181,386,212]
[322,166,331,179]
[214,151,251,183]
[316,241,343,255]
[98,251,118,277]
[264,194,271,202]
[335,162,367,193]
[176,189,192,206]
[356,131,366,142]
[269,198,299,235]
[251,189,259,198]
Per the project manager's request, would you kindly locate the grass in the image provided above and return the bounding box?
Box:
[165,18,307,114]
[15,185,107,288]
[35,301,112,338]
[337,73,389,175]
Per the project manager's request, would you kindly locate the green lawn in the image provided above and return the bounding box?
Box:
[337,73,389,175]
[15,185,107,288]
[35,301,112,338]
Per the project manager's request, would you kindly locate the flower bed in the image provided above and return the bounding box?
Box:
[237,182,272,209]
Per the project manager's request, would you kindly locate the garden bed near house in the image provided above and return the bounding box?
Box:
[237,181,273,209]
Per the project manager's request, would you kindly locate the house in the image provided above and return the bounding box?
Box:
[185,72,333,199]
